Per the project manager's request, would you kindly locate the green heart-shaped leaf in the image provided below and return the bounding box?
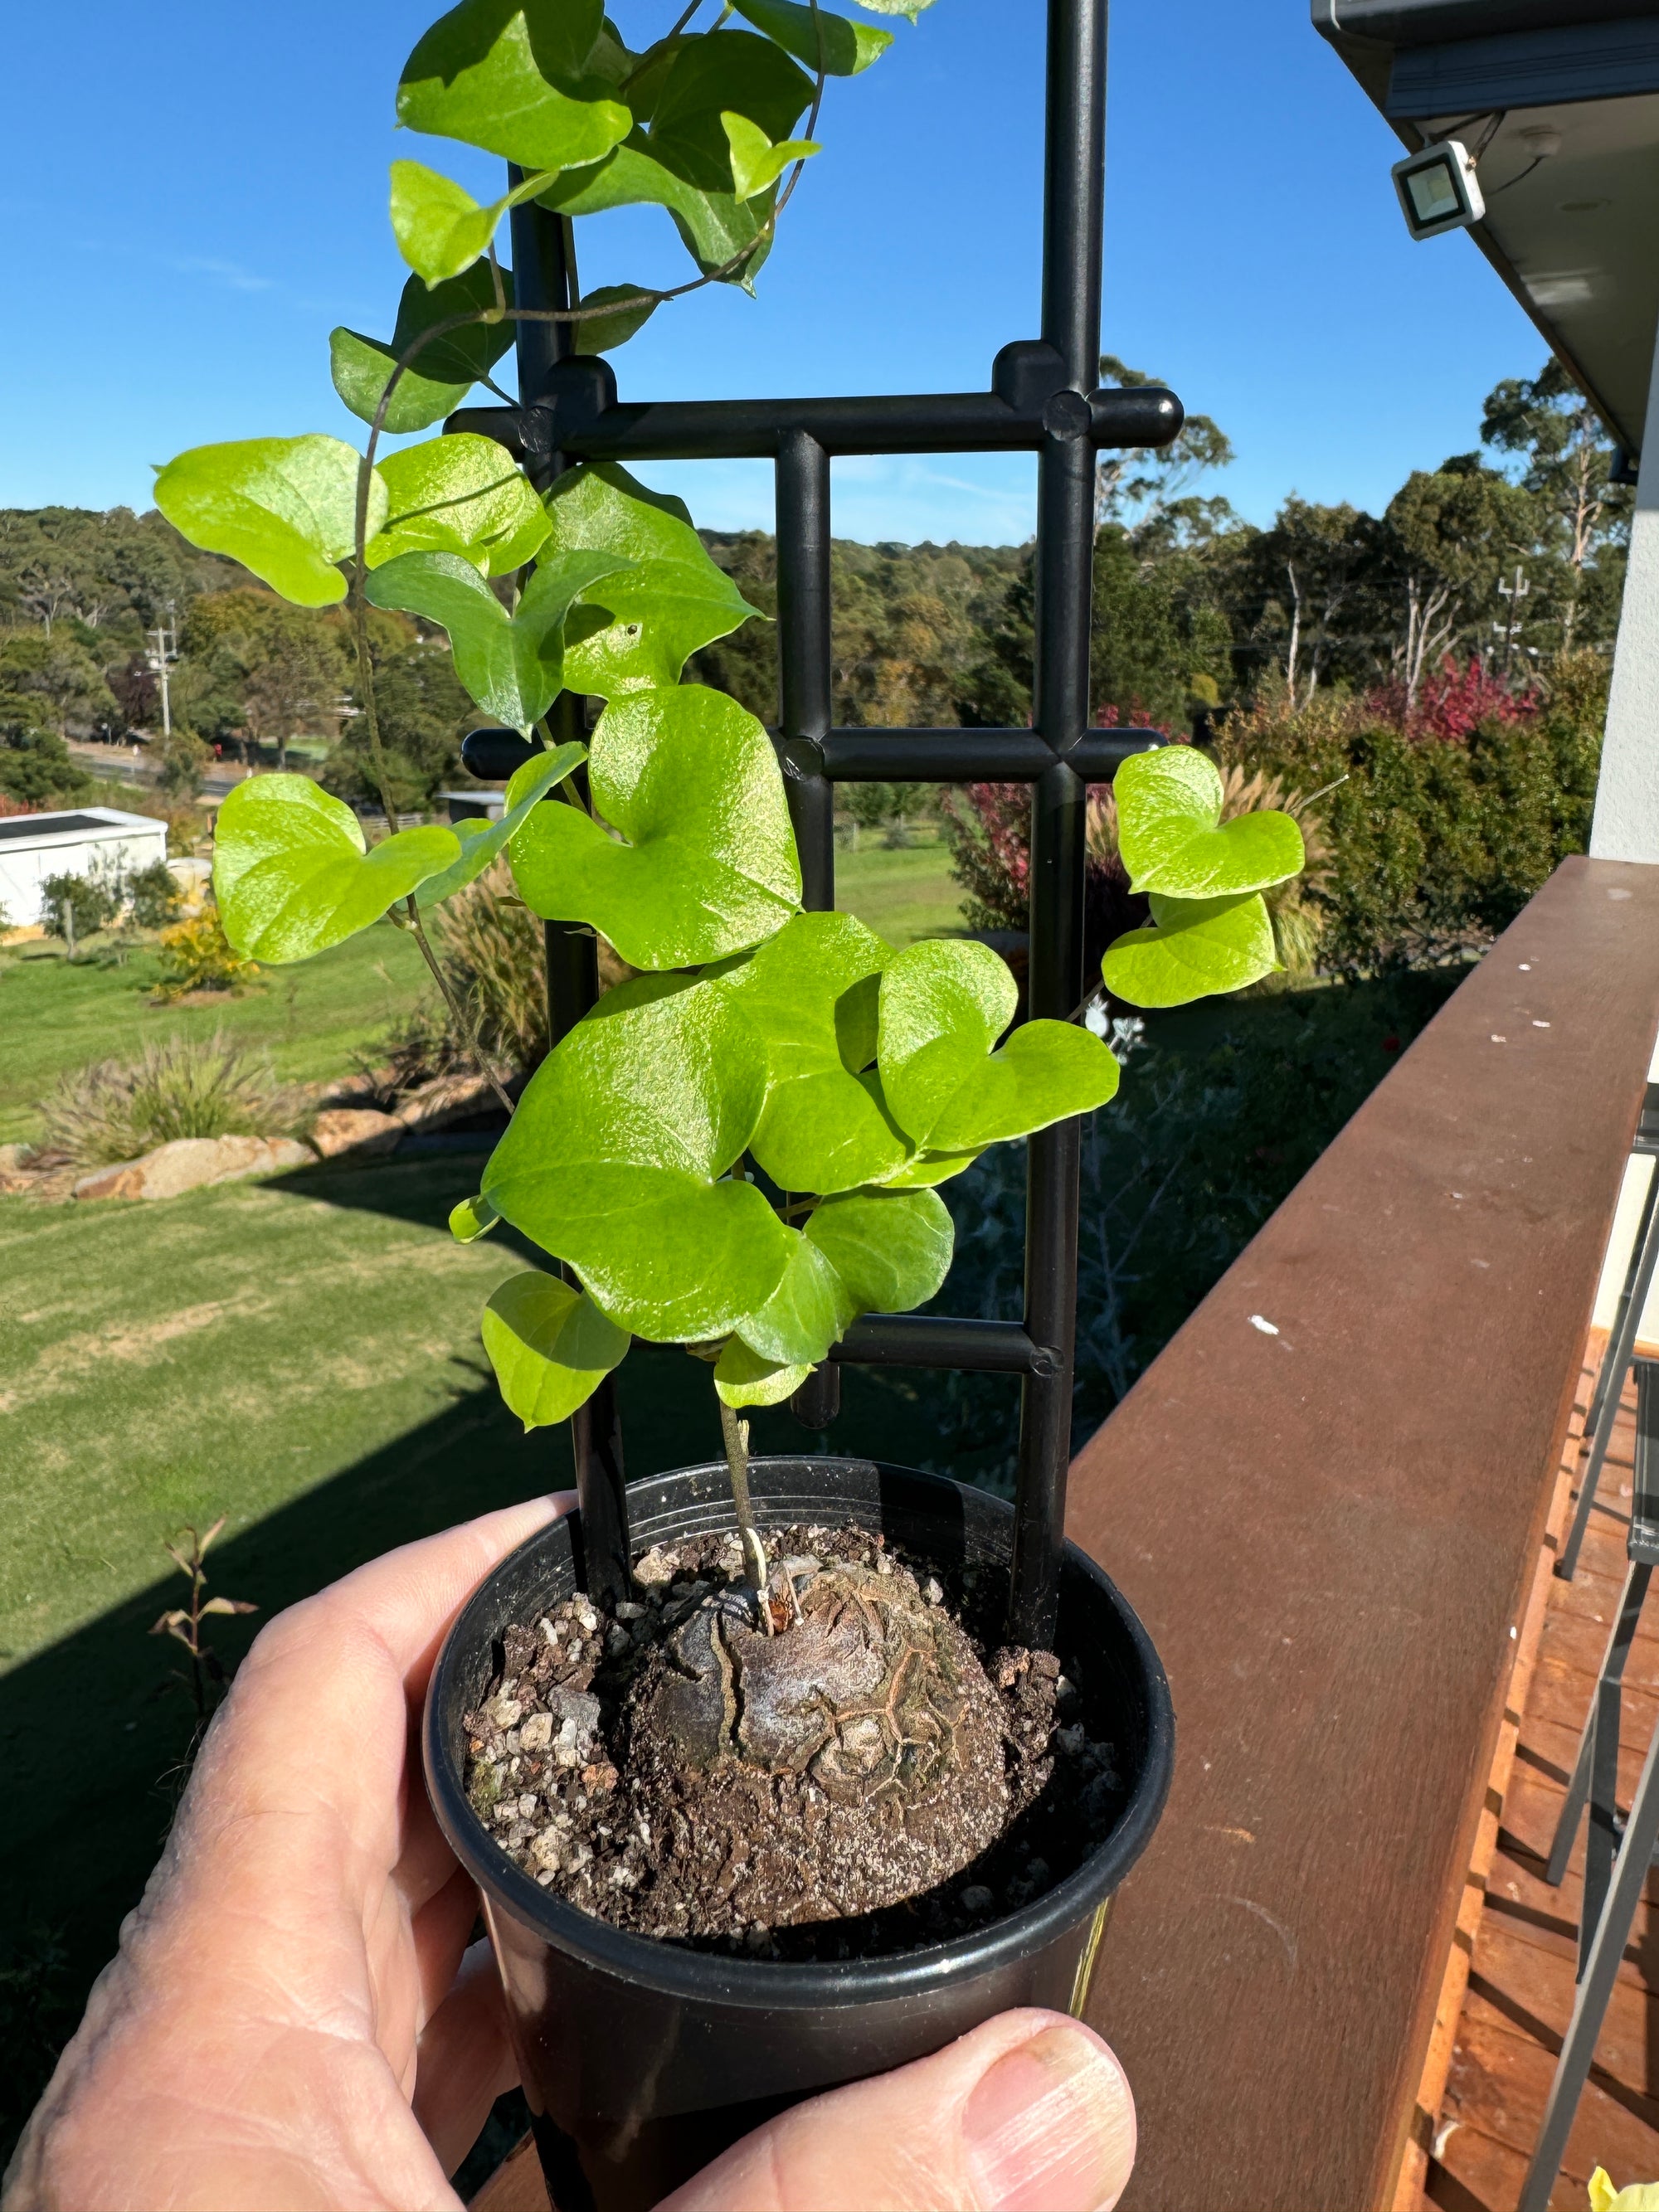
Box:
[416,743,586,907]
[714,1339,810,1408]
[482,972,793,1339]
[397,0,633,174]
[450,1192,501,1242]
[364,546,631,727]
[153,437,387,609]
[719,113,820,200]
[729,1189,954,1369]
[730,0,893,75]
[647,31,813,192]
[852,0,935,17]
[878,940,1120,1150]
[481,1271,630,1430]
[716,912,908,1194]
[538,141,774,288]
[331,264,517,435]
[733,1231,856,1364]
[1114,746,1306,898]
[570,284,659,352]
[1102,891,1280,1008]
[508,684,800,967]
[538,464,763,695]
[369,434,551,577]
[880,1147,983,1189]
[805,1188,954,1315]
[389,161,503,287]
[212,775,460,962]
[333,260,519,433]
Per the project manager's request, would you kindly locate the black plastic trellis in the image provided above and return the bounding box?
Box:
[457,0,1183,1650]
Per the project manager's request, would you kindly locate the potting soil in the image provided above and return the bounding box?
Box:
[461,1524,1124,1961]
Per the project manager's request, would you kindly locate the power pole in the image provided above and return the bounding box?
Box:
[1494,564,1530,677]
[146,603,178,741]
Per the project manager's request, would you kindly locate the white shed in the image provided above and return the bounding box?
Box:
[0,807,169,928]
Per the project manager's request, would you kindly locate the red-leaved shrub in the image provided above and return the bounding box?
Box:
[1369,656,1538,743]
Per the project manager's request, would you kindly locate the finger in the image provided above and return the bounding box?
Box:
[268,1490,573,1687]
[658,2010,1135,2212]
[411,1939,521,2178]
[191,1494,574,1894]
[411,1865,484,2032]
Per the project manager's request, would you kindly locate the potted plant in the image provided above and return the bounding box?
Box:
[153,1,1306,2201]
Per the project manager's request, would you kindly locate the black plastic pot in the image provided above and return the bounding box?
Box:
[425,1456,1174,2212]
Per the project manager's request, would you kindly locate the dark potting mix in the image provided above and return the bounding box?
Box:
[462,1525,1124,1959]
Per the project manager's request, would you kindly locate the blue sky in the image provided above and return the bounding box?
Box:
[0,0,1545,544]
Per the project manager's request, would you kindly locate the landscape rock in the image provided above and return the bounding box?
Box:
[0,1143,42,1192]
[73,1135,314,1203]
[395,1072,504,1130]
[309,1107,403,1159]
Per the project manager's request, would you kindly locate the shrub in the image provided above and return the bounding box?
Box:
[431,861,551,1074]
[153,910,260,999]
[1215,655,1605,975]
[940,783,1151,979]
[40,871,116,948]
[156,727,213,800]
[126,859,182,931]
[0,729,92,809]
[353,996,478,1104]
[837,781,929,850]
[1368,654,1538,743]
[37,1033,300,1166]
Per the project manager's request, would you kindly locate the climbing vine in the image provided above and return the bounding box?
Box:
[153,0,1306,1608]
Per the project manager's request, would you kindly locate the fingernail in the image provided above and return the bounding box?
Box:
[961,2023,1132,2212]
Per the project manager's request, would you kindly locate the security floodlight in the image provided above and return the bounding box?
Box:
[1393,139,1485,241]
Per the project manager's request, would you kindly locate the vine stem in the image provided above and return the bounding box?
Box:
[336,19,830,1144]
[718,1394,775,1632]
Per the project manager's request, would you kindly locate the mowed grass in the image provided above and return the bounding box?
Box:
[834,835,966,946]
[0,925,430,1145]
[0,1150,946,2124]
[0,842,966,1148]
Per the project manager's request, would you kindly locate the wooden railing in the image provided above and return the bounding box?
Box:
[469,857,1659,2212]
[1066,856,1659,2210]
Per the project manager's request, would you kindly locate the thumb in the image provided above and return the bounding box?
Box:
[658,2008,1136,2212]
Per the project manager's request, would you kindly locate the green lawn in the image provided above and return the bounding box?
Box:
[834,835,966,946]
[0,925,430,1145]
[0,829,975,2142]
[0,1150,946,2150]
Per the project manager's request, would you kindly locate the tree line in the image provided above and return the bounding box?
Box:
[0,353,1627,819]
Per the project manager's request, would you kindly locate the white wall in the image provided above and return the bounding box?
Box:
[1592,322,1659,863]
[0,809,168,927]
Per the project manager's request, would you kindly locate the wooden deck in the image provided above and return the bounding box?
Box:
[1408,1344,1659,2212]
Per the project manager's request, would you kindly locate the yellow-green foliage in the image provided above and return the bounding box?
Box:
[153,912,260,1001]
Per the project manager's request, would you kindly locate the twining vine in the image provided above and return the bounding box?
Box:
[152,0,1307,1606]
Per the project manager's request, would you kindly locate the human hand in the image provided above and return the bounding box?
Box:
[3,1505,1136,2212]
[658,2008,1136,2212]
[5,1498,562,2212]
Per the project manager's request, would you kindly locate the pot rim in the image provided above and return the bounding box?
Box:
[424,1456,1173,2010]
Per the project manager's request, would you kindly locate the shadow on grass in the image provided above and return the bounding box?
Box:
[1,966,1467,2156]
[0,1282,950,2163]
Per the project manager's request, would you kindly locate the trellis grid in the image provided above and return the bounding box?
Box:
[455,0,1182,1648]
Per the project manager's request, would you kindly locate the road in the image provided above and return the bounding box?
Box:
[69,741,251,805]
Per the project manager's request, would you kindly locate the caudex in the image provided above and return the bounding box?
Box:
[153,0,1306,1650]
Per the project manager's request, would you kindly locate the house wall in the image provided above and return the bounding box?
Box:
[0,813,168,927]
[1592,325,1659,863]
